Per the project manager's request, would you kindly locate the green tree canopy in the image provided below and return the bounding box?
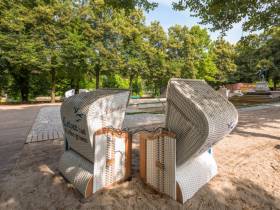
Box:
[258,27,280,89]
[171,0,279,32]
[118,10,147,90]
[105,0,157,11]
[1,0,279,102]
[144,21,169,95]
[211,38,237,83]
[0,0,45,101]
[106,0,279,32]
[167,25,216,81]
[235,35,261,82]
[234,27,280,89]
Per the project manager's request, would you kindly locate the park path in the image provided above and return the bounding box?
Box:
[0,104,56,182]
[26,106,63,143]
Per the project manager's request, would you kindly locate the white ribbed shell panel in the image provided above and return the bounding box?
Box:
[60,89,129,162]
[146,136,176,200]
[176,151,217,203]
[93,133,126,193]
[59,150,93,197]
[166,79,238,166]
[93,134,107,192]
[114,136,126,180]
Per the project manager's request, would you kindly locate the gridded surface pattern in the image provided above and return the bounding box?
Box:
[59,130,128,196]
[61,89,130,162]
[93,132,126,193]
[59,150,93,197]
[146,135,176,200]
[105,136,115,185]
[26,106,63,143]
[176,151,217,203]
[166,79,238,166]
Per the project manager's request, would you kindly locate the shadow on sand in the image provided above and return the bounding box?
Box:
[0,139,279,210]
[0,106,280,209]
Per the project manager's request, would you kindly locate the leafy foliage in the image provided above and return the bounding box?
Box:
[167,25,217,81]
[211,39,237,83]
[0,0,279,102]
[105,0,279,33]
[104,0,157,11]
[234,27,280,89]
[235,35,261,82]
[173,0,280,32]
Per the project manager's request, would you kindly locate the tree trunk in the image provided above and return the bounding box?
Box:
[20,84,29,103]
[129,75,133,93]
[154,84,157,96]
[95,65,100,89]
[70,79,75,89]
[160,86,166,96]
[273,78,278,90]
[75,79,80,94]
[12,69,30,103]
[50,68,56,103]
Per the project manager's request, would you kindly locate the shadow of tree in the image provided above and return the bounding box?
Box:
[275,145,280,150]
[0,105,43,183]
[183,176,280,210]
[236,107,280,130]
[0,139,279,210]
[230,107,280,142]
[233,129,280,141]
[1,105,280,209]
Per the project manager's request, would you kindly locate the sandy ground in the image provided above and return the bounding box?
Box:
[0,106,280,210]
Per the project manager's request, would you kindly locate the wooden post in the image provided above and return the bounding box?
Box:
[125,133,132,179]
[139,133,147,182]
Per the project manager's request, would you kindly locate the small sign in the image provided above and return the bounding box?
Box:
[256,82,270,92]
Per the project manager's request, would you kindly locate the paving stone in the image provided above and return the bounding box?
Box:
[26,106,64,143]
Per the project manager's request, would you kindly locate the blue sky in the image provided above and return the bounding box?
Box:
[144,0,247,43]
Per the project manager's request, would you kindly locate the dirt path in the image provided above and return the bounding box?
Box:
[0,104,59,182]
[0,106,280,209]
[0,105,42,182]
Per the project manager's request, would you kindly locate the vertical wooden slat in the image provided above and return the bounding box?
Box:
[125,133,132,179]
[85,177,93,198]
[139,133,147,182]
[176,182,183,203]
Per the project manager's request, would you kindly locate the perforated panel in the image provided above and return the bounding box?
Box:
[61,89,130,163]
[93,134,107,192]
[176,151,217,203]
[114,136,126,180]
[166,79,238,166]
[59,150,93,197]
[146,135,176,200]
[93,131,127,193]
